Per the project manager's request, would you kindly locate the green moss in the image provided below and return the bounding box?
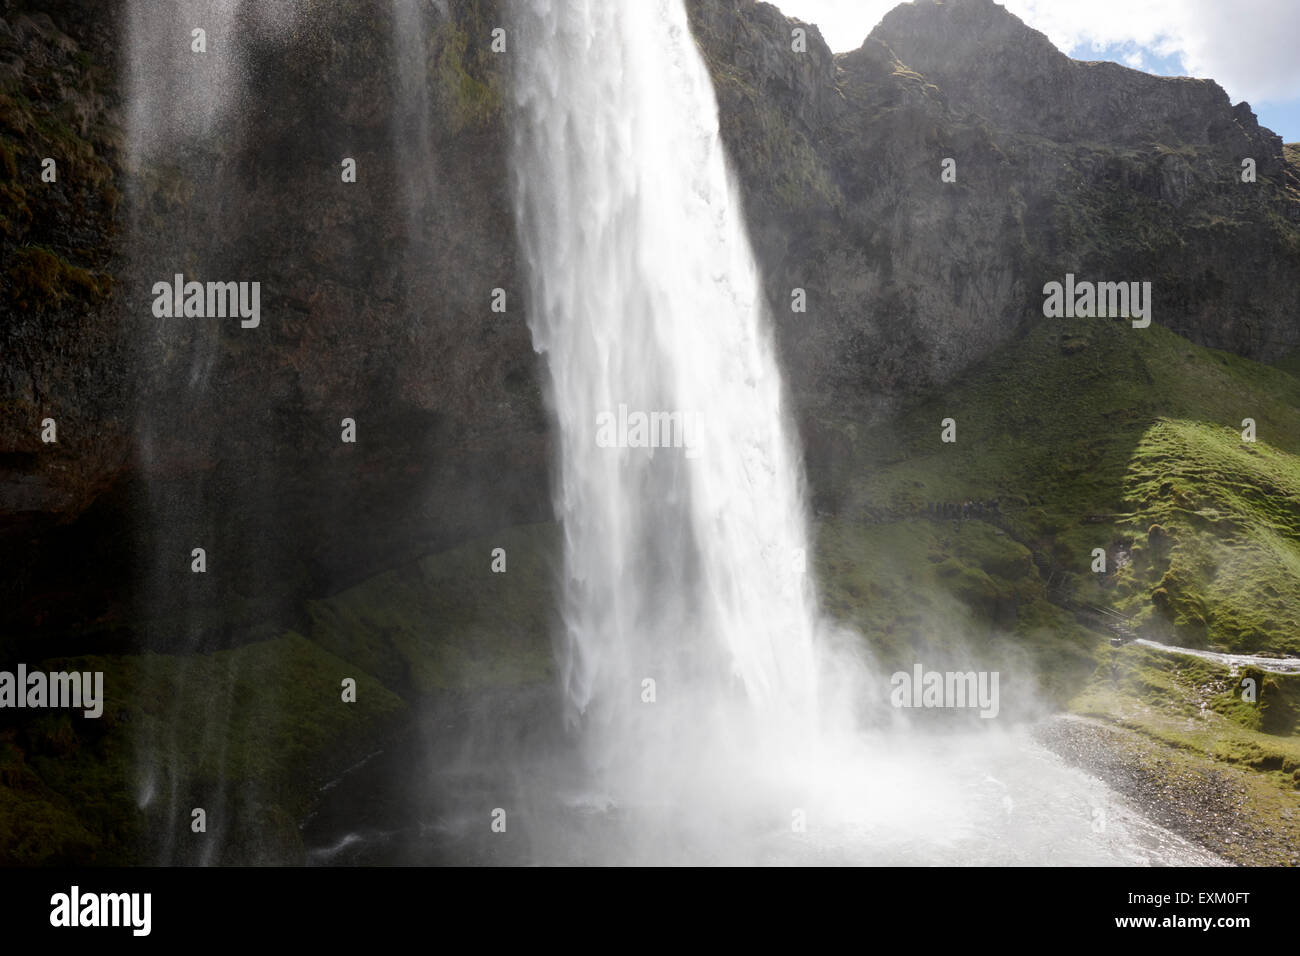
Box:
[1111,420,1300,652]
[308,522,559,693]
[0,182,32,237]
[0,776,99,865]
[7,244,111,310]
[1071,644,1300,777]
[1275,347,1300,379]
[432,17,503,133]
[0,634,407,864]
[0,137,17,179]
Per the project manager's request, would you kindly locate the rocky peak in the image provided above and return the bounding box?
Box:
[686,0,842,130]
[869,0,1283,167]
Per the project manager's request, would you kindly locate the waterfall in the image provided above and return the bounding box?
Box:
[390,0,437,248]
[510,0,830,814]
[122,0,305,865]
[124,0,249,865]
[123,0,244,161]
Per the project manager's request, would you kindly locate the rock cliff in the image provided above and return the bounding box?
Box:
[2,0,1298,657]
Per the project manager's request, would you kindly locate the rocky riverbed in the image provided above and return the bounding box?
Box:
[1037,714,1300,866]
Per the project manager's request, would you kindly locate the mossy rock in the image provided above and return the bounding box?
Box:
[7,244,110,310]
[0,633,408,864]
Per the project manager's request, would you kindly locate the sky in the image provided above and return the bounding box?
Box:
[773,0,1300,142]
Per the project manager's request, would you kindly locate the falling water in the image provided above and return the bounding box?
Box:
[511,0,834,822]
[123,0,244,160]
[123,0,301,864]
[390,0,438,247]
[124,0,248,865]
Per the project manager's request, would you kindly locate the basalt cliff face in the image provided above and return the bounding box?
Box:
[2,0,1298,657]
[1,0,544,658]
[686,0,1300,420]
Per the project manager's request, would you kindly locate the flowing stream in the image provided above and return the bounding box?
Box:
[1133,639,1300,674]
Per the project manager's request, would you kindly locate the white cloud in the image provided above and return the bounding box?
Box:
[774,0,1300,106]
[773,0,896,51]
[1005,0,1300,105]
[1120,48,1146,70]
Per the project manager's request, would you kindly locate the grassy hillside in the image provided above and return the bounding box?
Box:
[822,314,1300,656]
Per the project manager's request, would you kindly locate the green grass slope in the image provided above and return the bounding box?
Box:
[826,315,1300,656]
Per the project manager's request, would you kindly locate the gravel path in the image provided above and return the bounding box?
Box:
[1034,714,1300,866]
